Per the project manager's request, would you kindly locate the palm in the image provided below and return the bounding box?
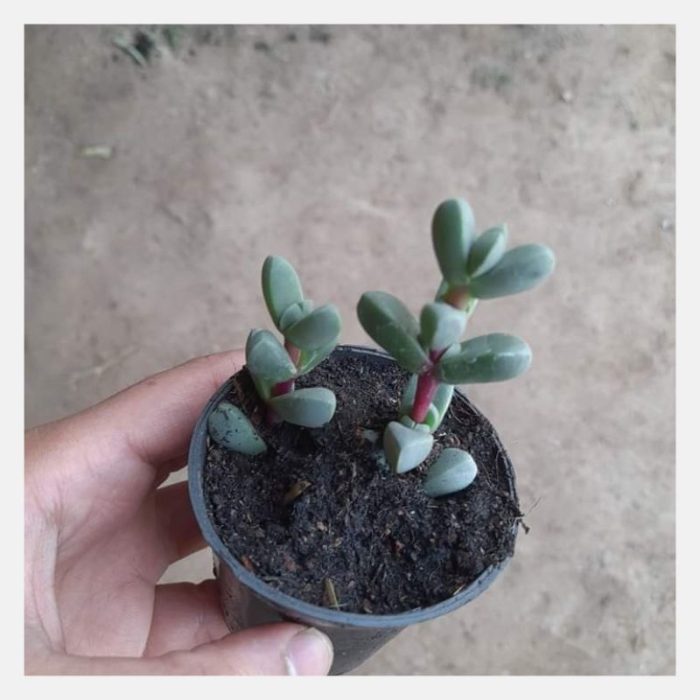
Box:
[25,352,333,676]
[51,487,172,657]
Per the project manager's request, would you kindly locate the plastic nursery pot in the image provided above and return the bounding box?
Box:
[188,345,519,675]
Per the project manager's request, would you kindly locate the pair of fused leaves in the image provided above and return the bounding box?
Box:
[257,256,341,383]
[357,290,532,385]
[245,256,341,429]
[432,198,555,304]
[382,421,478,497]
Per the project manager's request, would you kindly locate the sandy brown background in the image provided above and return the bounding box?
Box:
[25,25,675,674]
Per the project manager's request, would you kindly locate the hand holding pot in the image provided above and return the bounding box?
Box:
[24,350,334,675]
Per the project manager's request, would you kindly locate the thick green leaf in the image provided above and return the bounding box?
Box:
[383,421,434,474]
[268,387,337,427]
[278,299,314,333]
[208,401,267,455]
[245,329,297,383]
[261,255,304,327]
[357,291,429,373]
[466,224,508,277]
[468,244,555,299]
[431,198,476,285]
[423,448,478,497]
[432,382,455,415]
[435,333,532,384]
[296,340,337,375]
[284,304,341,351]
[419,302,468,350]
[427,383,455,431]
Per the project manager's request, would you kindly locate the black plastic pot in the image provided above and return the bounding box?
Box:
[188,345,518,675]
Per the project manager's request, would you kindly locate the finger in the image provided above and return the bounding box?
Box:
[29,624,334,676]
[144,580,229,656]
[27,350,245,487]
[155,480,206,564]
[87,350,246,470]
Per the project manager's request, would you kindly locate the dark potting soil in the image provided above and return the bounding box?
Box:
[202,347,521,615]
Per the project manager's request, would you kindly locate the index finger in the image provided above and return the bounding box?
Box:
[91,350,246,469]
[28,350,245,478]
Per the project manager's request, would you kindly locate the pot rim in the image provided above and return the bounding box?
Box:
[187,344,518,629]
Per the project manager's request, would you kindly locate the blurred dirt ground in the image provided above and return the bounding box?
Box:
[25,25,675,674]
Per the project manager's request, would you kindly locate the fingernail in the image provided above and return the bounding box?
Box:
[284,627,334,675]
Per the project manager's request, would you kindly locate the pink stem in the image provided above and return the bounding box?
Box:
[443,286,470,309]
[409,349,447,424]
[410,371,439,424]
[271,379,295,397]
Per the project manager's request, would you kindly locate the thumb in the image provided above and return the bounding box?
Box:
[30,624,334,676]
[156,624,335,675]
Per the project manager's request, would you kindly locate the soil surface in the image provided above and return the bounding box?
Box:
[203,348,520,614]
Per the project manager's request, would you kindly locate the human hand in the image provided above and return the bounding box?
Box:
[25,351,334,675]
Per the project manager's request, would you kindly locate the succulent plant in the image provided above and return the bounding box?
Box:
[357,197,555,496]
[209,256,341,454]
[208,199,554,499]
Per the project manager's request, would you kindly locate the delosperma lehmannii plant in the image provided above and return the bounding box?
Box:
[207,198,554,500]
[208,255,341,455]
[357,197,555,496]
